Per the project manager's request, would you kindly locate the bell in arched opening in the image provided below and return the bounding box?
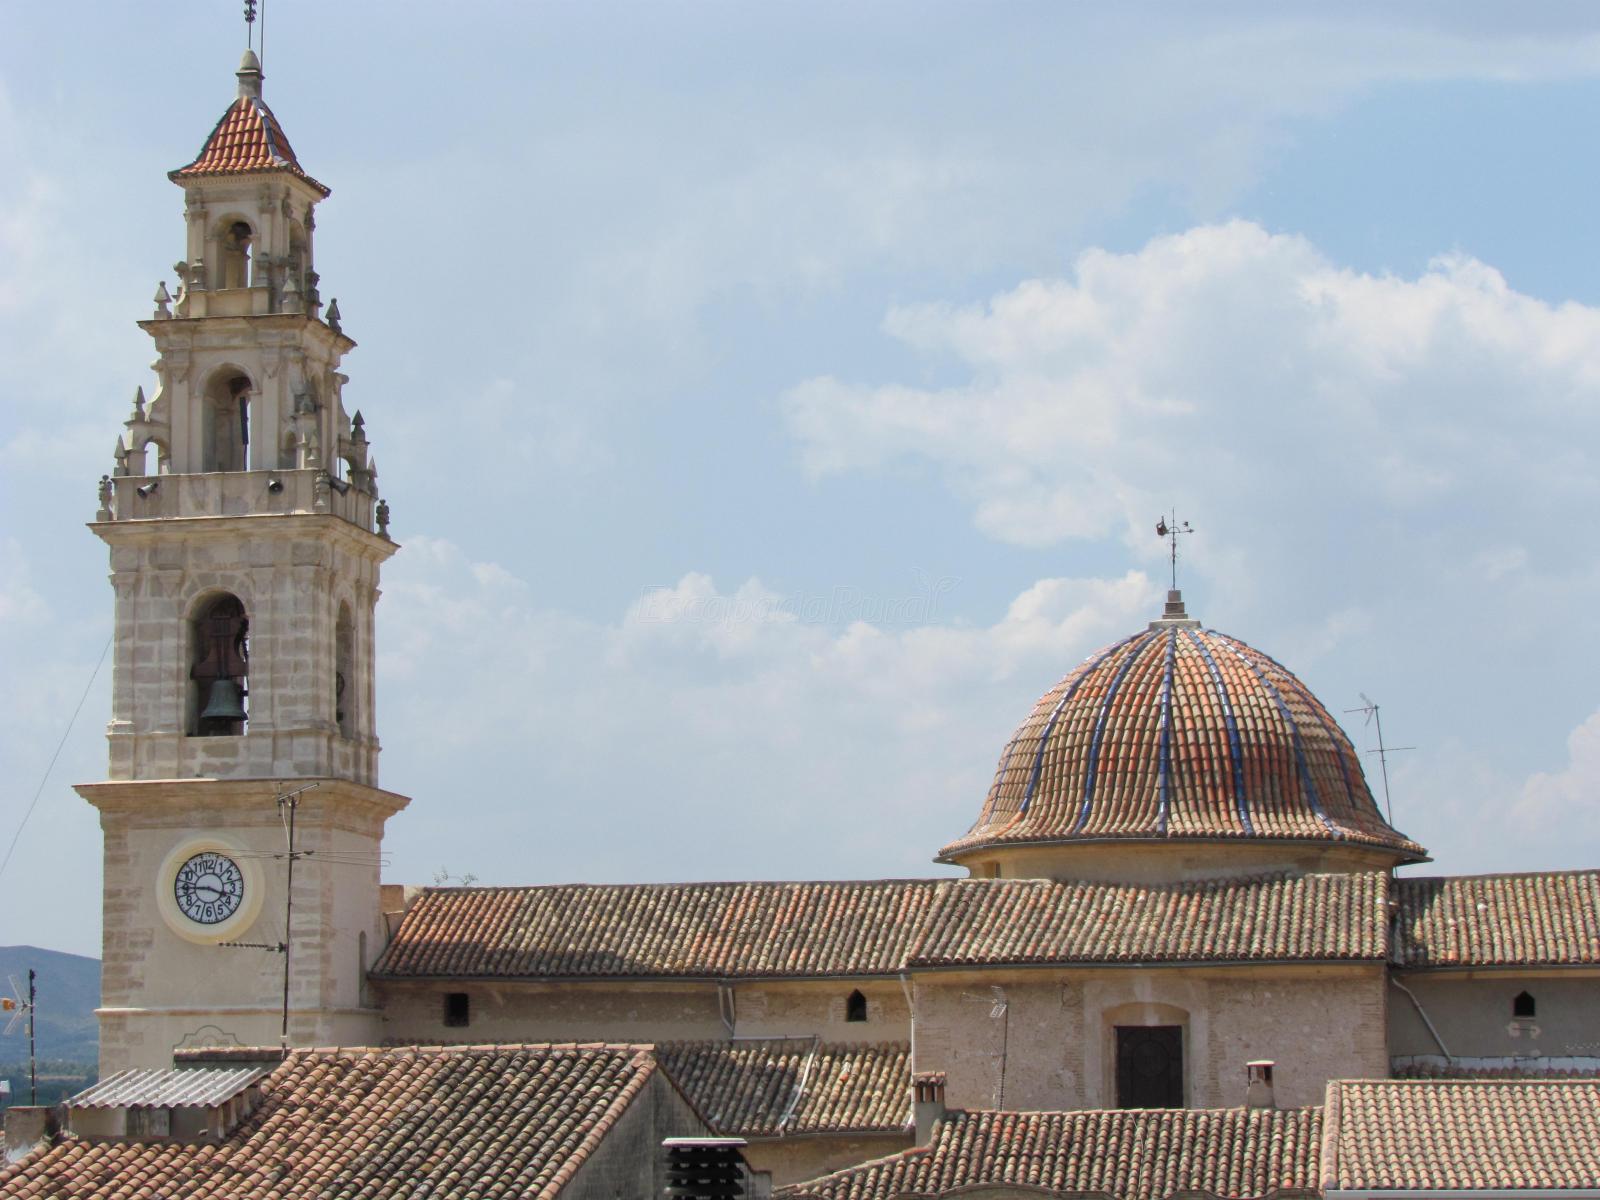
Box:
[191,593,249,736]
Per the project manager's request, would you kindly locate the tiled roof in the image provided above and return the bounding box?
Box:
[1393,870,1600,967]
[0,1044,670,1200]
[781,1108,1322,1200]
[1392,1056,1600,1080]
[908,873,1388,966]
[372,881,945,979]
[1322,1079,1600,1191]
[657,1040,910,1138]
[942,624,1424,863]
[170,97,329,195]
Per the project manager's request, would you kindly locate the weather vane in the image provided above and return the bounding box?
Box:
[1154,510,1194,590]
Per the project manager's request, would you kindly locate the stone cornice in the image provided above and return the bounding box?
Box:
[76,776,410,824]
[88,510,397,564]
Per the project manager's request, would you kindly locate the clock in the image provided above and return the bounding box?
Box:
[173,851,246,926]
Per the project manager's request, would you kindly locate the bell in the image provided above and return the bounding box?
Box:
[199,678,247,722]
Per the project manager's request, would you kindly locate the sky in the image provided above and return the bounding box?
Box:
[3,3,1600,958]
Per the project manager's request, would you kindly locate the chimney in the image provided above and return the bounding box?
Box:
[1245,1060,1275,1109]
[5,1106,58,1161]
[663,1137,763,1200]
[913,1071,947,1144]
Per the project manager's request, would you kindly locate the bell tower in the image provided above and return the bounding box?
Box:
[76,49,409,1072]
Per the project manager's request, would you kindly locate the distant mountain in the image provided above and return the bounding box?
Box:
[0,947,99,1066]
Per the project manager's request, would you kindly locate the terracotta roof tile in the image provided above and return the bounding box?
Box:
[1393,871,1600,967]
[943,628,1423,862]
[658,1040,910,1138]
[909,873,1389,966]
[1322,1079,1600,1190]
[170,97,329,195]
[372,881,945,979]
[0,1044,667,1200]
[1392,1057,1600,1080]
[781,1108,1322,1200]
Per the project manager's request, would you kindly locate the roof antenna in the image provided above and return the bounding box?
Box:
[1154,510,1194,592]
[1344,694,1414,825]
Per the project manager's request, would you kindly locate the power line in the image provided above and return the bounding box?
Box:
[0,633,112,886]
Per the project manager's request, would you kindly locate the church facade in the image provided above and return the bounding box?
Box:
[9,45,1599,1200]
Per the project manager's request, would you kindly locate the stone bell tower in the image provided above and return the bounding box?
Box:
[76,50,409,1073]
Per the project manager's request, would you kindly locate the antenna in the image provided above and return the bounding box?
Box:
[1344,694,1415,824]
[961,986,1009,1107]
[1154,510,1195,591]
[3,971,36,1103]
[219,782,319,1051]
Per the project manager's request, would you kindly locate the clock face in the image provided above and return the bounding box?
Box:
[173,851,246,926]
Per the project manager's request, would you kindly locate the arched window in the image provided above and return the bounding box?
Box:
[335,602,355,738]
[203,373,251,471]
[190,593,249,736]
[846,989,867,1023]
[1513,991,1536,1018]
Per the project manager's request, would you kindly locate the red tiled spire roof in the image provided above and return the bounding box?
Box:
[942,597,1425,863]
[169,51,329,196]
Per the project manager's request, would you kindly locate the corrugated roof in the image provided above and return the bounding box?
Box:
[372,880,946,979]
[657,1040,910,1137]
[908,872,1389,965]
[1393,870,1600,967]
[942,625,1424,863]
[1322,1079,1600,1191]
[781,1107,1323,1200]
[69,1066,266,1110]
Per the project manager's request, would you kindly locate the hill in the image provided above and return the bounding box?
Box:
[0,946,99,1066]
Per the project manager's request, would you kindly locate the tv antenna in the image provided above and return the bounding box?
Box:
[221,781,319,1051]
[961,986,1009,1108]
[1154,511,1194,590]
[3,970,36,1103]
[1344,694,1414,824]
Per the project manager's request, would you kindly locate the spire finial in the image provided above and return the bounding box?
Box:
[1150,511,1199,628]
[1154,510,1194,591]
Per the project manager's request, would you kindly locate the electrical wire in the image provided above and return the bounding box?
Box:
[0,632,113,885]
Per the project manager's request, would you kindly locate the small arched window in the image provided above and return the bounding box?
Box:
[846,989,867,1023]
[1513,991,1536,1019]
[190,593,249,736]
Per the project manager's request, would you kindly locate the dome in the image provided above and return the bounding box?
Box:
[940,591,1426,869]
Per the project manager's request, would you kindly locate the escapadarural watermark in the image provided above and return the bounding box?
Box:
[634,571,959,628]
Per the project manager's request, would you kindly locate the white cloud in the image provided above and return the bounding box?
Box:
[781,223,1600,600]
[376,539,1155,885]
[1515,710,1600,836]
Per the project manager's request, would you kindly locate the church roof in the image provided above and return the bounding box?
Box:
[1392,870,1600,968]
[0,1044,673,1200]
[658,1040,911,1138]
[780,1107,1323,1200]
[1321,1079,1600,1192]
[370,880,945,980]
[907,872,1389,967]
[941,611,1425,864]
[374,870,1600,981]
[169,58,329,196]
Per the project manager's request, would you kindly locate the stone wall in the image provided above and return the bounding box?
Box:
[375,977,911,1046]
[745,1133,913,1189]
[563,1069,710,1200]
[1389,970,1600,1060]
[911,964,1387,1111]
